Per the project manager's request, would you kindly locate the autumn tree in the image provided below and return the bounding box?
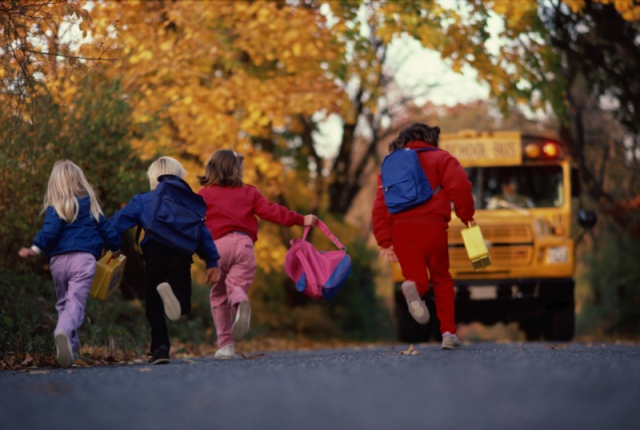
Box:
[1,2,148,269]
[431,0,640,233]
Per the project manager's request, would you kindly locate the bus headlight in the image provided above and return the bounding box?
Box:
[546,246,569,264]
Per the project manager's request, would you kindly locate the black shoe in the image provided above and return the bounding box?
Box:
[148,345,170,364]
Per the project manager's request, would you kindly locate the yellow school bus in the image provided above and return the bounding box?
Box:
[393,130,596,342]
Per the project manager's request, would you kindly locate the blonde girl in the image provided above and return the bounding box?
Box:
[197,149,317,360]
[19,160,122,367]
[109,156,220,365]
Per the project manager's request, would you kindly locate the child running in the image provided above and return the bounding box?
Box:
[109,156,220,364]
[197,149,317,360]
[372,123,475,350]
[18,160,122,368]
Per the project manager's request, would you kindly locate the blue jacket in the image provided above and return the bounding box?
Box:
[33,196,122,260]
[108,176,220,268]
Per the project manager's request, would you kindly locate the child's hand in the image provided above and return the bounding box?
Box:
[205,267,220,285]
[379,246,399,263]
[303,214,318,226]
[18,247,37,258]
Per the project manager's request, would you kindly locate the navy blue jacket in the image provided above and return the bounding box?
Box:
[108,175,220,268]
[33,196,122,260]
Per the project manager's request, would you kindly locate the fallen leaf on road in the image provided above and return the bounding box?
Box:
[138,368,152,372]
[546,344,568,351]
[399,344,419,356]
[240,353,266,360]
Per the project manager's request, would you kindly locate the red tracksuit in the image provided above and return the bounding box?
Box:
[372,141,475,334]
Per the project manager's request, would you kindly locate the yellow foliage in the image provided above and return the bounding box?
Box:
[562,0,639,20]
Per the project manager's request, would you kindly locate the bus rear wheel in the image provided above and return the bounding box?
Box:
[543,300,575,341]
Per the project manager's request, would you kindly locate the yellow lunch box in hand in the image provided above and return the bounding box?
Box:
[89,251,127,300]
[460,224,492,270]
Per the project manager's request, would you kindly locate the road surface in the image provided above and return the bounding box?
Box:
[1,342,638,430]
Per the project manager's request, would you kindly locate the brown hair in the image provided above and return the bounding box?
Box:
[388,122,441,151]
[198,149,244,187]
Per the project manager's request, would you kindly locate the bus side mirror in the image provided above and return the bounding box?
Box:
[577,210,597,228]
[571,168,580,197]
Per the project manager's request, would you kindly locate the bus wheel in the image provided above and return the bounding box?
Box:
[519,318,543,341]
[543,300,575,341]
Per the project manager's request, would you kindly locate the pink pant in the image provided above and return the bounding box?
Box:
[210,232,256,348]
[49,252,97,353]
[392,221,457,334]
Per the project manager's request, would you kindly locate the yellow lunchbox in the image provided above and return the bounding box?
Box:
[89,252,127,300]
[460,224,492,270]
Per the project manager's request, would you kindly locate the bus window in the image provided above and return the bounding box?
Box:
[466,166,564,209]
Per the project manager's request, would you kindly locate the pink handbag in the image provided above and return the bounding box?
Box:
[284,220,352,300]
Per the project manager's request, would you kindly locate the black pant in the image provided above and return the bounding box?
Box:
[142,240,193,352]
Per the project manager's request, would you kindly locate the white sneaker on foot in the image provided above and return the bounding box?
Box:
[441,332,461,350]
[214,344,236,360]
[401,281,430,325]
[54,331,73,368]
[157,282,181,321]
[232,301,251,342]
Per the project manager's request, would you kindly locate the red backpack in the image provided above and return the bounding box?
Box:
[284,220,352,300]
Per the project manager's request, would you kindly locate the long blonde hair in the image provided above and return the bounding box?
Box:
[198,149,244,187]
[147,156,187,190]
[42,160,103,222]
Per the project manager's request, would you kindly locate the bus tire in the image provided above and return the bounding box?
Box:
[544,300,575,341]
[519,318,543,341]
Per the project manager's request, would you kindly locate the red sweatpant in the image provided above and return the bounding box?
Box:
[392,221,456,334]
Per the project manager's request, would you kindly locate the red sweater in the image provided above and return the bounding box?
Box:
[371,141,475,248]
[198,184,304,242]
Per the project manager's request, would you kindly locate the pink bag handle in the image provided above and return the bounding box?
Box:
[302,220,346,251]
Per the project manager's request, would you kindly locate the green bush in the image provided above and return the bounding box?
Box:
[578,233,640,338]
[0,268,147,357]
[1,72,148,271]
[0,269,58,356]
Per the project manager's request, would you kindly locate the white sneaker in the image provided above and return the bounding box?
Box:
[214,344,236,360]
[232,301,251,342]
[157,282,181,321]
[401,281,430,325]
[441,332,462,350]
[54,331,73,368]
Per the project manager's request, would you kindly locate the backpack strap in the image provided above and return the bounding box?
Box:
[302,220,346,251]
[413,147,442,197]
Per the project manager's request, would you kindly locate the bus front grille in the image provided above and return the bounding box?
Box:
[449,223,533,244]
[449,245,533,267]
[449,223,534,268]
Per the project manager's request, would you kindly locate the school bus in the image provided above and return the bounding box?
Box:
[393,130,597,342]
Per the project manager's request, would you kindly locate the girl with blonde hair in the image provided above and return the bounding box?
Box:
[109,156,220,364]
[198,149,318,360]
[19,160,122,368]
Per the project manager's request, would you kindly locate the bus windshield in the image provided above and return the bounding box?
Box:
[466,165,564,210]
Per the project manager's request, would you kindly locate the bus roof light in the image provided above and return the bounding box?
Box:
[542,142,559,158]
[524,143,541,159]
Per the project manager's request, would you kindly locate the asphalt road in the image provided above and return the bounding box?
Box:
[1,342,639,430]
